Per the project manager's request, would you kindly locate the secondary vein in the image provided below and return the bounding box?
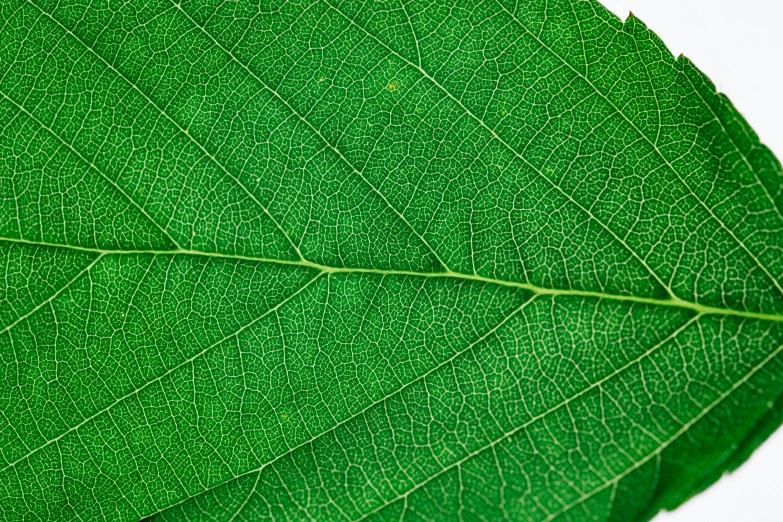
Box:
[169,1,453,274]
[321,0,676,300]
[24,0,305,261]
[0,272,323,474]
[0,88,182,250]
[493,0,783,299]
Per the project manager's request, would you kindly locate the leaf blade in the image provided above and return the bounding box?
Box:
[1,0,782,520]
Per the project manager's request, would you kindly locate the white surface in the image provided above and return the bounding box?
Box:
[596,2,783,521]
[598,0,783,158]
[653,428,783,522]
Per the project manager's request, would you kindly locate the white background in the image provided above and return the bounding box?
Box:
[597,1,783,521]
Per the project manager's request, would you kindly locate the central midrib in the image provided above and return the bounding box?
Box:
[3,236,782,323]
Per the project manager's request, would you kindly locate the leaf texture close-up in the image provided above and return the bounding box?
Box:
[0,0,782,520]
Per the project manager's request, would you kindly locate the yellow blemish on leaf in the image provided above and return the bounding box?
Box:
[386,80,400,92]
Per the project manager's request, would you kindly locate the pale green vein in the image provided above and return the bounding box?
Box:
[0,271,322,474]
[323,0,783,303]
[0,4,780,519]
[0,253,103,337]
[352,314,703,522]
[160,294,741,522]
[494,0,783,299]
[398,0,422,68]
[228,472,262,522]
[677,57,783,223]
[0,88,181,250]
[542,340,783,522]
[142,293,539,520]
[3,236,783,324]
[320,0,676,300]
[170,1,452,273]
[24,0,304,261]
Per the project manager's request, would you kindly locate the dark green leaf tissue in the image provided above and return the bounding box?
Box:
[0,0,781,520]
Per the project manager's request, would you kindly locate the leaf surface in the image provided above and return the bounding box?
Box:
[0,0,782,521]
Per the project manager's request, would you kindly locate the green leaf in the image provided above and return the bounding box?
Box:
[0,0,781,520]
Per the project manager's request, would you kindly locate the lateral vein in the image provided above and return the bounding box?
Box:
[0,272,322,474]
[0,89,182,250]
[23,0,305,261]
[170,1,452,273]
